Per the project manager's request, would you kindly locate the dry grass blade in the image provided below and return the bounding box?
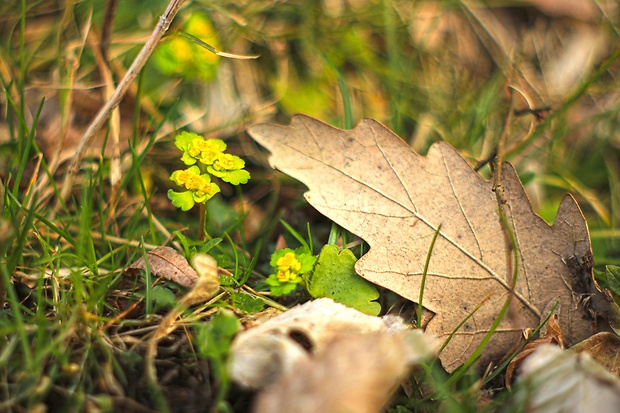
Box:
[58,0,186,205]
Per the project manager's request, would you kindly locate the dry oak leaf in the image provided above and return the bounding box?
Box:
[248,114,612,372]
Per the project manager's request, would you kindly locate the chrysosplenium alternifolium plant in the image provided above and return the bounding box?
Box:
[266,248,316,296]
[168,132,250,211]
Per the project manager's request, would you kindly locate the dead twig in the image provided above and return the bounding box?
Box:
[58,0,187,206]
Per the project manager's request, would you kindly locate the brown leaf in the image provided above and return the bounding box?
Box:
[127,246,198,289]
[248,115,612,371]
[505,314,565,386]
[570,332,620,379]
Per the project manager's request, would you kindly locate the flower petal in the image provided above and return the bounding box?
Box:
[168,189,196,211]
[175,131,201,151]
[207,167,251,185]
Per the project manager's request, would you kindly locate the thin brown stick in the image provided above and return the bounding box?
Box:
[59,0,186,204]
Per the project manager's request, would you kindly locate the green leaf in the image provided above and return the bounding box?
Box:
[150,285,177,311]
[231,292,265,314]
[209,168,251,185]
[603,265,620,298]
[175,131,200,148]
[195,309,240,359]
[198,238,223,254]
[167,189,195,211]
[265,274,300,296]
[306,245,380,315]
[152,12,221,81]
[296,250,317,274]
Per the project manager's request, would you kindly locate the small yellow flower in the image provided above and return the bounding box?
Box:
[170,168,193,186]
[276,269,299,283]
[277,252,302,273]
[208,153,251,185]
[194,139,227,165]
[211,153,241,171]
[266,248,316,297]
[168,166,220,210]
[174,132,226,166]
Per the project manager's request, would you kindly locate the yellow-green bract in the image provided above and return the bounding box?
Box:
[266,247,316,296]
[168,131,250,210]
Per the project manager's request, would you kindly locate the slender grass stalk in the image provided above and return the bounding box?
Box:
[417,224,442,328]
[324,54,354,129]
[280,219,310,250]
[141,238,153,315]
[327,223,340,246]
[129,141,158,245]
[199,202,207,241]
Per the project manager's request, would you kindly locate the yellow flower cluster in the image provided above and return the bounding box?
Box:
[266,248,316,296]
[275,252,302,282]
[168,131,251,211]
[168,166,220,211]
[171,167,219,203]
[175,132,250,185]
[185,137,227,166]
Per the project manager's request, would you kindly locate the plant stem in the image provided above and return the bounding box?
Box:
[199,202,206,241]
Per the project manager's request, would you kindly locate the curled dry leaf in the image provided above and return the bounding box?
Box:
[570,332,620,379]
[180,253,221,306]
[514,345,620,413]
[505,314,565,386]
[229,298,438,390]
[254,330,433,413]
[126,246,198,288]
[248,115,613,371]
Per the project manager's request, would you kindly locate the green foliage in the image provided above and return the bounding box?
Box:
[150,285,177,311]
[195,309,240,359]
[168,132,250,211]
[598,265,620,300]
[266,247,316,296]
[306,245,380,316]
[231,291,265,314]
[194,309,240,411]
[174,231,223,259]
[207,154,251,185]
[152,11,221,81]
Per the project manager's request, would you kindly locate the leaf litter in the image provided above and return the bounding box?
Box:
[230,298,439,412]
[126,246,199,288]
[248,114,617,372]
